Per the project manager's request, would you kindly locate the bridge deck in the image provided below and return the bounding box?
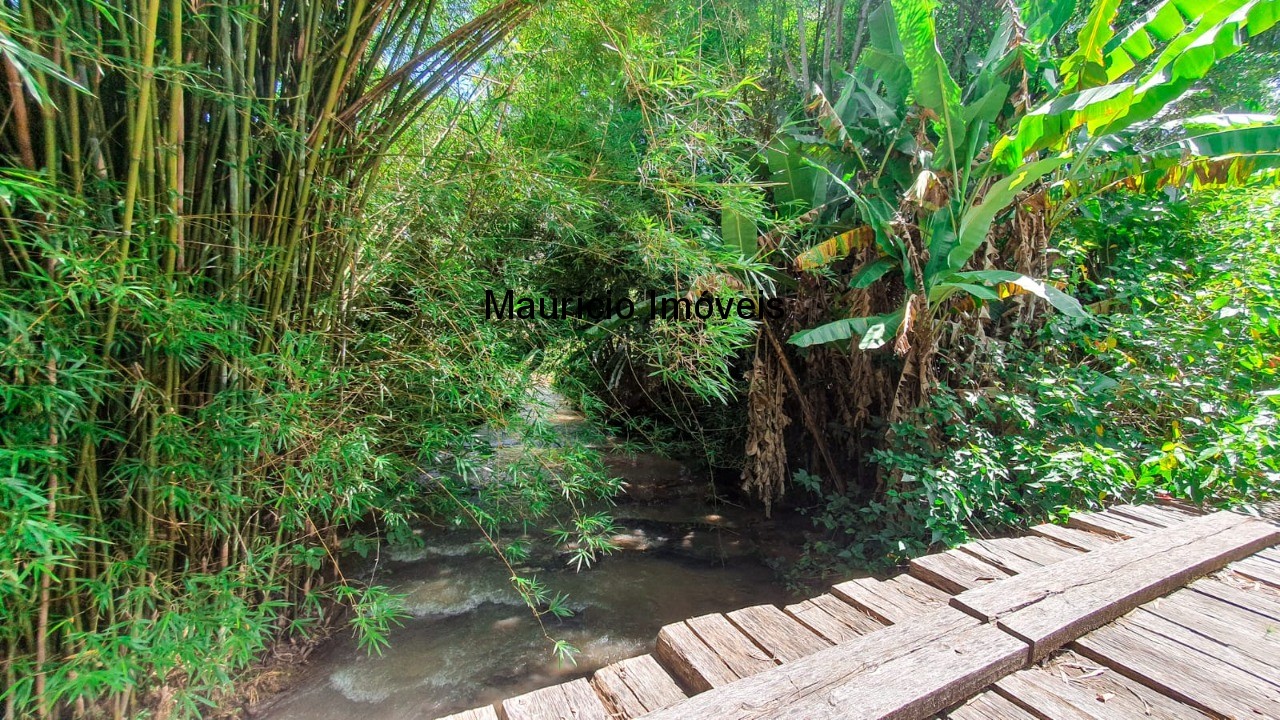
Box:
[436,504,1280,720]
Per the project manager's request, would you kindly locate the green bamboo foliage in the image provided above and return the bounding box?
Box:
[0,0,534,715]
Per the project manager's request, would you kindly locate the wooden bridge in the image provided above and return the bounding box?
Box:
[436,504,1280,720]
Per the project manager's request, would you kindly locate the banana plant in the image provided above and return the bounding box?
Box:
[769,0,1280,350]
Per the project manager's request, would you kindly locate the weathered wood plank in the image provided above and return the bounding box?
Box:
[1073,618,1280,719]
[684,613,776,678]
[1189,574,1280,622]
[590,654,685,719]
[1151,581,1280,635]
[783,593,884,643]
[438,706,500,720]
[956,511,1276,620]
[994,657,1210,720]
[1028,523,1118,552]
[959,540,1043,575]
[889,573,953,604]
[559,678,611,720]
[1232,554,1280,588]
[808,592,885,633]
[1144,594,1280,676]
[1066,510,1158,539]
[833,574,950,625]
[910,549,1010,594]
[1024,649,1211,719]
[989,536,1085,567]
[994,670,1110,720]
[1257,546,1280,564]
[655,620,738,692]
[500,678,610,720]
[832,577,934,624]
[1107,503,1200,528]
[952,510,1280,660]
[944,691,1038,720]
[1124,604,1280,686]
[782,598,855,644]
[726,604,829,662]
[639,608,1028,720]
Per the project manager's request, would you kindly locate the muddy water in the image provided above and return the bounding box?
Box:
[257,472,794,720]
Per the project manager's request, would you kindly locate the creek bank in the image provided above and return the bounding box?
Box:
[249,451,809,720]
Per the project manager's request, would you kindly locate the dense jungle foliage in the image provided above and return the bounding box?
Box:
[1,0,1278,715]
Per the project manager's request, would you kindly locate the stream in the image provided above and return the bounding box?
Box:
[256,450,799,720]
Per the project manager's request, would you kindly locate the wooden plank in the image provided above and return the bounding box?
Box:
[1156,580,1280,631]
[783,594,884,643]
[832,577,935,624]
[994,657,1210,720]
[951,510,1280,660]
[889,572,953,603]
[726,604,829,662]
[655,620,738,692]
[1155,497,1206,512]
[500,678,610,720]
[1123,604,1280,686]
[832,574,950,625]
[684,613,776,679]
[959,540,1043,575]
[1232,554,1280,588]
[989,536,1085,567]
[1107,503,1199,527]
[910,549,1011,594]
[1028,523,1118,552]
[994,670,1113,720]
[1144,590,1280,668]
[438,707,500,720]
[1257,547,1280,564]
[956,511,1277,620]
[1190,575,1280,622]
[590,654,686,719]
[808,592,885,633]
[945,691,1039,720]
[1031,649,1211,719]
[782,598,857,644]
[1096,508,1167,529]
[638,608,1027,720]
[1073,618,1280,719]
[559,679,611,720]
[1066,510,1157,539]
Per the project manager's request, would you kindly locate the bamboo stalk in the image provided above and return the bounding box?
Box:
[1,0,539,713]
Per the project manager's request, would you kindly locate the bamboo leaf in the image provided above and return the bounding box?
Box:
[722,207,758,260]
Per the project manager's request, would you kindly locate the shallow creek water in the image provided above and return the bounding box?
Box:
[257,464,795,720]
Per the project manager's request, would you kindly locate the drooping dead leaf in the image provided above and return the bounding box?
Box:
[795,226,875,270]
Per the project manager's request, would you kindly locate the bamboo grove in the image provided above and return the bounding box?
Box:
[2,0,1280,715]
[0,0,534,715]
